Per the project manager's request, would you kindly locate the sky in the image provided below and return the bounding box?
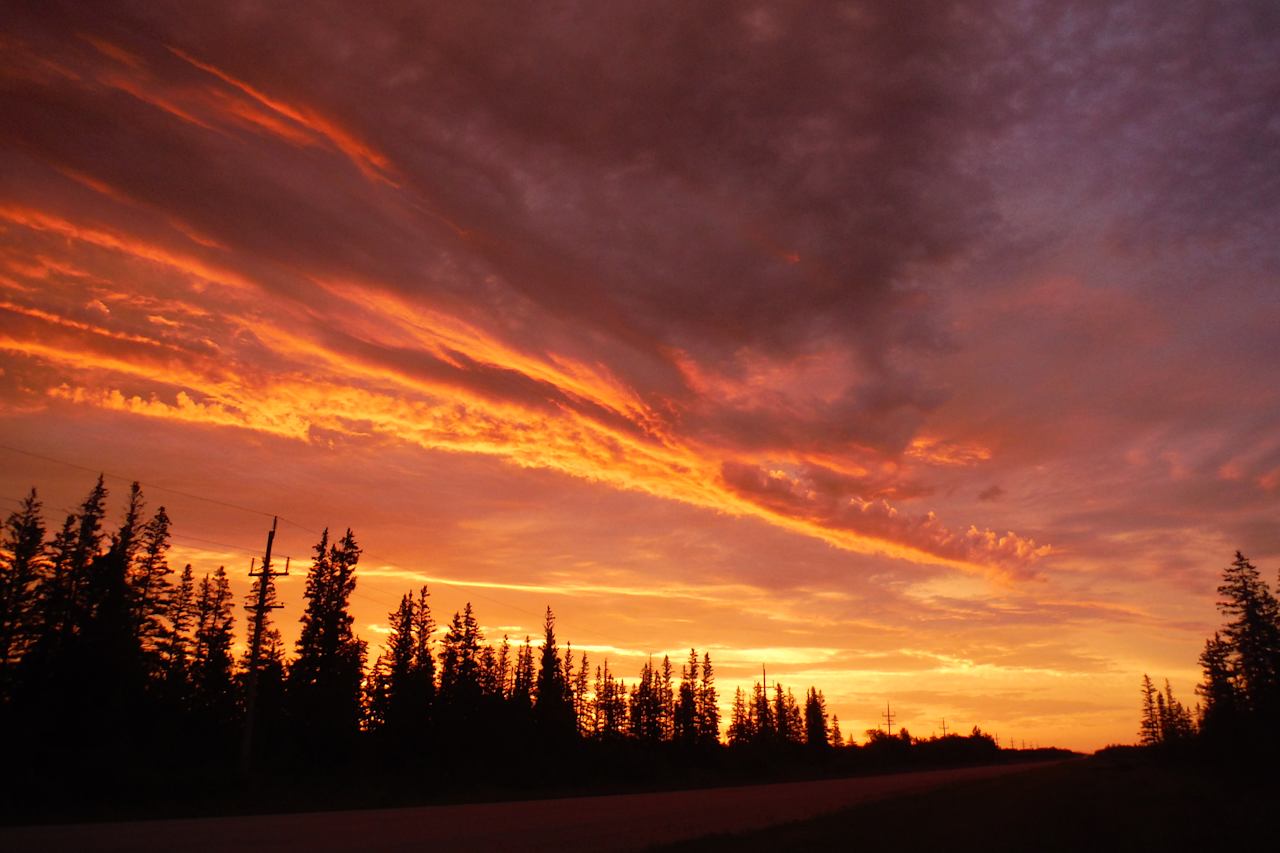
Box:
[1,1,1278,752]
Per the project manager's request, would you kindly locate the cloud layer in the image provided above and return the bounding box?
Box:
[0,1,1065,572]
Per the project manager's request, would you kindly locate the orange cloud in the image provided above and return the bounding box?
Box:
[0,200,1049,577]
[167,47,398,187]
[0,205,256,294]
[79,35,146,70]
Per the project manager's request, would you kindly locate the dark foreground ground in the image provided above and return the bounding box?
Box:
[655,750,1280,852]
[4,753,1268,852]
[0,761,1052,853]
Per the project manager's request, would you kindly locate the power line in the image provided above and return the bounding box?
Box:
[0,442,277,519]
[171,532,284,558]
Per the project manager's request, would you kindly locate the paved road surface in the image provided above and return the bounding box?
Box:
[0,761,1059,852]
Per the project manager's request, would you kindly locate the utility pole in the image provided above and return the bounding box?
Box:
[882,702,895,733]
[941,717,949,737]
[239,516,288,777]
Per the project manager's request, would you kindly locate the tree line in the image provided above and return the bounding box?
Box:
[0,478,1016,812]
[1139,550,1280,759]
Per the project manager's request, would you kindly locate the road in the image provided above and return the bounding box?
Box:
[0,761,1059,852]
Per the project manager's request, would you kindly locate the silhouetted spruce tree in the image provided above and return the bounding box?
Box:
[534,606,574,738]
[438,603,482,705]
[511,635,534,711]
[1160,679,1195,742]
[17,476,112,737]
[288,529,367,760]
[496,634,512,698]
[777,685,804,744]
[129,505,173,678]
[560,643,590,734]
[1140,674,1160,746]
[0,488,45,695]
[589,662,605,737]
[630,658,664,742]
[1216,551,1280,719]
[804,687,829,749]
[573,649,591,736]
[750,678,774,743]
[697,652,720,745]
[674,649,700,746]
[728,687,752,745]
[68,483,150,757]
[370,592,415,733]
[560,642,574,706]
[410,585,437,709]
[593,659,626,739]
[480,643,500,698]
[31,476,108,660]
[772,683,787,744]
[830,714,842,748]
[39,515,77,643]
[657,655,675,740]
[159,564,196,705]
[609,669,628,737]
[190,567,238,752]
[1197,631,1238,739]
[629,664,644,738]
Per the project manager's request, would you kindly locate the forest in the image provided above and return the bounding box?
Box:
[0,477,1031,820]
[1137,551,1280,763]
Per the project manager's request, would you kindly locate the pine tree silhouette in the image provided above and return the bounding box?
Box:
[572,649,590,737]
[439,603,482,704]
[698,652,720,745]
[74,484,150,757]
[495,634,512,699]
[1216,552,1280,717]
[160,564,197,705]
[1140,674,1160,746]
[37,476,108,657]
[593,659,626,739]
[804,687,829,749]
[130,505,173,678]
[288,529,367,761]
[191,567,238,752]
[675,649,699,746]
[1197,631,1238,739]
[370,585,436,752]
[534,606,573,738]
[0,488,45,693]
[511,635,534,711]
[728,686,752,745]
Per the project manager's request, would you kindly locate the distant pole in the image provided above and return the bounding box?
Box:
[240,516,287,777]
[882,702,895,733]
[941,718,948,737]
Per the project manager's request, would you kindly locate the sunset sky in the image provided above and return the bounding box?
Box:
[2,1,1278,751]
